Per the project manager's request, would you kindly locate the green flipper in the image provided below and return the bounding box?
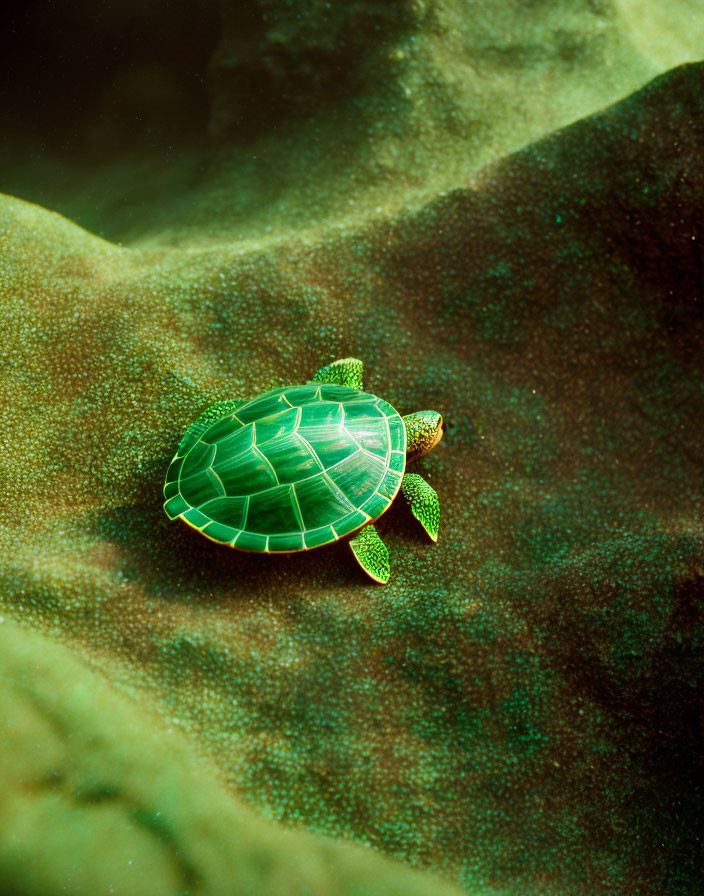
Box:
[178,399,240,451]
[165,399,241,520]
[312,357,364,390]
[350,524,390,584]
[401,473,440,542]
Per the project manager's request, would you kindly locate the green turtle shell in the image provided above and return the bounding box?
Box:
[163,383,407,552]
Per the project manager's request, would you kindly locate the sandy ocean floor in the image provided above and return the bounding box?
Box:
[1,3,703,894]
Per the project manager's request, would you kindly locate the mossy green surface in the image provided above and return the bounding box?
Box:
[1,6,703,896]
[2,1,704,244]
[0,619,464,896]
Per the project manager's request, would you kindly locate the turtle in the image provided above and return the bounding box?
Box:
[163,358,443,583]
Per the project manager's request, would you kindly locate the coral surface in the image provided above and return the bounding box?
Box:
[1,3,703,894]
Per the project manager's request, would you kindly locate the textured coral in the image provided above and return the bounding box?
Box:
[2,0,700,241]
[1,4,703,895]
[0,620,463,896]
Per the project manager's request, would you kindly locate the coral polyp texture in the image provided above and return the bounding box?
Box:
[1,3,704,895]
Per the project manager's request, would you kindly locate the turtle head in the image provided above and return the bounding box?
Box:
[403,410,444,461]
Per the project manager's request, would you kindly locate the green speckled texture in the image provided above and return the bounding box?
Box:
[350,524,391,584]
[312,358,365,391]
[0,619,461,896]
[401,473,440,542]
[403,410,443,461]
[1,4,704,895]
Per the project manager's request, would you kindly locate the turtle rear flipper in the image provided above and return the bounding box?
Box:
[164,399,242,518]
[176,399,241,454]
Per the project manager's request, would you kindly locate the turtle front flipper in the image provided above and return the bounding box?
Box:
[312,358,363,390]
[401,473,440,543]
[350,524,390,584]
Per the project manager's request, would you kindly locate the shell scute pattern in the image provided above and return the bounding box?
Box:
[165,383,407,552]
